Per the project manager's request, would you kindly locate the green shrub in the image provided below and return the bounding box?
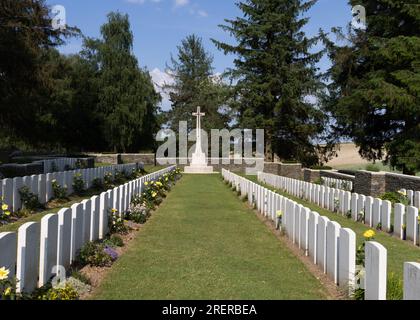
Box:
[108,209,129,234]
[70,270,91,285]
[36,283,79,300]
[365,164,380,172]
[92,178,104,191]
[18,186,43,211]
[72,173,85,196]
[380,191,409,206]
[52,180,68,200]
[104,234,124,248]
[77,242,112,267]
[103,172,114,190]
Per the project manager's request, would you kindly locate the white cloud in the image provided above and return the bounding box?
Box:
[150,68,175,111]
[174,0,189,7]
[197,10,208,17]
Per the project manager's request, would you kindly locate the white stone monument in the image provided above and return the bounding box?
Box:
[184,107,214,174]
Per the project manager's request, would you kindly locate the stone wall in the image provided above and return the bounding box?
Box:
[354,171,387,197]
[320,170,355,182]
[303,169,321,183]
[353,171,420,197]
[120,153,155,165]
[89,153,155,165]
[279,163,303,180]
[385,173,420,193]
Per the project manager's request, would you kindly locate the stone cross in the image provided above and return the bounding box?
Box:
[192,106,205,141]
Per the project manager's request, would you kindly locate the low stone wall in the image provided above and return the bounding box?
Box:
[120,153,155,165]
[320,170,355,181]
[89,153,155,165]
[354,171,387,197]
[303,169,321,183]
[385,173,420,193]
[353,171,420,197]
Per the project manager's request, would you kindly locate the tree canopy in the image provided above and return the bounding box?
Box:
[212,0,329,166]
[323,0,420,174]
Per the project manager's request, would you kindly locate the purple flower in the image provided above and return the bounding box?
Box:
[104,246,119,261]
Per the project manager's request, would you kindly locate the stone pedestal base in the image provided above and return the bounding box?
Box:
[184,165,214,174]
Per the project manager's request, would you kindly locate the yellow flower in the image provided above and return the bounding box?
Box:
[111,208,118,213]
[3,287,11,296]
[276,210,283,217]
[2,204,8,211]
[144,182,148,186]
[0,267,10,280]
[363,229,376,239]
[152,192,157,198]
[398,190,407,196]
[4,211,10,216]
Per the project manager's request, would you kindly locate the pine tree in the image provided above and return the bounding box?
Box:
[212,0,327,165]
[86,12,160,152]
[324,0,420,174]
[0,0,77,149]
[164,34,230,134]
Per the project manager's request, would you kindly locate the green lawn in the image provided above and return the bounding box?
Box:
[92,174,328,300]
[243,175,420,281]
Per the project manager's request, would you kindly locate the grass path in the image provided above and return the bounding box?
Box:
[92,174,328,300]
[243,175,420,281]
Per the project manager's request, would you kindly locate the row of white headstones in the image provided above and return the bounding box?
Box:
[0,166,176,294]
[259,172,420,246]
[0,163,138,213]
[223,169,420,300]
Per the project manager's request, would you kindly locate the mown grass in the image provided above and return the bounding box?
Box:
[92,174,328,300]
[0,165,168,233]
[243,175,420,283]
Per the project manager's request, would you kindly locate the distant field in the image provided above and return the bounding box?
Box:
[325,143,419,175]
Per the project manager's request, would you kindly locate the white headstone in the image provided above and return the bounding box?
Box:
[317,216,330,273]
[406,206,418,244]
[372,198,382,228]
[299,208,310,255]
[90,196,100,241]
[380,200,391,232]
[81,199,92,244]
[57,208,72,269]
[0,232,17,278]
[16,222,40,293]
[13,177,23,212]
[99,192,109,239]
[2,179,13,213]
[338,228,356,291]
[351,193,359,220]
[326,221,341,284]
[394,203,405,240]
[365,196,374,227]
[365,241,387,300]
[308,211,319,264]
[404,262,420,300]
[71,203,84,262]
[39,214,58,287]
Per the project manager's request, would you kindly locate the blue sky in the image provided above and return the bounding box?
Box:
[46,0,353,109]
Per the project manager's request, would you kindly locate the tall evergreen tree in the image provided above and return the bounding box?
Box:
[212,0,327,165]
[164,34,230,133]
[0,0,77,149]
[323,0,420,174]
